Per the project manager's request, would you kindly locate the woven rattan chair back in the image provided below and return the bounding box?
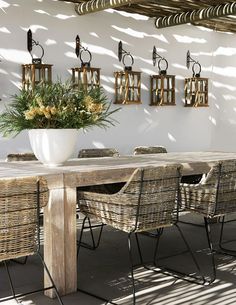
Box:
[0,177,48,261]
[133,146,167,155]
[181,159,236,217]
[6,153,37,162]
[79,164,181,233]
[78,148,119,158]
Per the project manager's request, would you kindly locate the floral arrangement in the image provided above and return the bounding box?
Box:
[0,81,118,137]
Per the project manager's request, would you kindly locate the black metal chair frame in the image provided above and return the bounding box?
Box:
[0,181,64,305]
[181,162,236,284]
[77,148,120,251]
[77,167,206,305]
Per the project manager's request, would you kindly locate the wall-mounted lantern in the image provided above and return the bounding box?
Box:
[184,50,208,107]
[150,46,175,106]
[71,35,100,91]
[22,29,53,90]
[114,41,141,104]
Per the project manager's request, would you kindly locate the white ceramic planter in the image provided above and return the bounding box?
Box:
[28,129,78,167]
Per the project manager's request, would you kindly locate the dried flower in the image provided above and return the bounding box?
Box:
[0,81,119,137]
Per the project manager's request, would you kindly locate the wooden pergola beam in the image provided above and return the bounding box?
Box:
[75,0,145,15]
[155,1,236,29]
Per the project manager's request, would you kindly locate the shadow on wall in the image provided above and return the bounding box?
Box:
[0,0,236,156]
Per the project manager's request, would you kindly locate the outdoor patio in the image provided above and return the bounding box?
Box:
[2,1,236,305]
[1,212,236,305]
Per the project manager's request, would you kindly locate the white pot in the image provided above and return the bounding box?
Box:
[28,129,78,167]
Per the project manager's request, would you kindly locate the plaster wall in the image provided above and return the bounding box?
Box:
[0,0,230,158]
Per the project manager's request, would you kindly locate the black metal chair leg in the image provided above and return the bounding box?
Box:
[135,233,144,265]
[153,228,163,264]
[11,256,28,265]
[37,252,64,305]
[87,217,104,249]
[204,217,216,284]
[77,216,87,257]
[4,261,16,300]
[78,217,104,250]
[152,226,205,285]
[128,233,136,305]
[175,224,204,281]
[219,216,225,247]
[1,256,64,305]
[218,216,236,255]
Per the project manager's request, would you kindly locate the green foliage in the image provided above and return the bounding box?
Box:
[0,81,119,137]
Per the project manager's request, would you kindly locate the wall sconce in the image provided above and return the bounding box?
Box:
[71,35,100,91]
[150,46,175,106]
[114,41,141,104]
[184,50,208,107]
[22,29,53,90]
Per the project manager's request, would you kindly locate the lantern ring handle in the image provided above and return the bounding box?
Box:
[122,53,134,67]
[192,62,201,77]
[79,48,92,66]
[30,42,44,61]
[158,58,168,74]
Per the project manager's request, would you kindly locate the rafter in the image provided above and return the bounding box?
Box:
[75,0,146,15]
[155,1,236,29]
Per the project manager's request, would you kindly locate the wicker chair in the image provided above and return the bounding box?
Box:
[133,145,167,155]
[78,164,203,304]
[6,152,40,264]
[180,159,236,283]
[78,148,119,158]
[0,176,63,304]
[77,148,122,250]
[133,146,202,184]
[6,152,37,162]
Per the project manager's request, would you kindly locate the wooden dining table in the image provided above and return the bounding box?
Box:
[1,151,236,298]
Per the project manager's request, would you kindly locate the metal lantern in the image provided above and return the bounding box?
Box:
[22,29,53,90]
[114,41,141,104]
[71,35,100,91]
[150,46,175,106]
[184,50,208,107]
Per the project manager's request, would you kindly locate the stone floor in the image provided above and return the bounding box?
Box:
[1,213,236,305]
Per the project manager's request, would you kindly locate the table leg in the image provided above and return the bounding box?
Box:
[44,185,77,297]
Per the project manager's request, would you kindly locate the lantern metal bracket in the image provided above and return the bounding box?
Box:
[75,35,92,68]
[186,50,202,77]
[27,29,45,64]
[152,46,168,75]
[118,41,134,71]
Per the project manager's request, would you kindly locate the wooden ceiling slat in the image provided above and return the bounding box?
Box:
[65,0,236,33]
[75,0,146,15]
[155,2,236,29]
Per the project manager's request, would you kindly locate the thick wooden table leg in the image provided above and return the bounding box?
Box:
[44,176,77,297]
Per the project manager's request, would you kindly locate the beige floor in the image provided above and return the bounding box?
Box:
[1,213,236,305]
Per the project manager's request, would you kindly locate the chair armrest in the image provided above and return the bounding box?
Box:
[180,183,217,217]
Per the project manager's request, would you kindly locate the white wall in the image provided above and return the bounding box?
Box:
[0,0,234,158]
